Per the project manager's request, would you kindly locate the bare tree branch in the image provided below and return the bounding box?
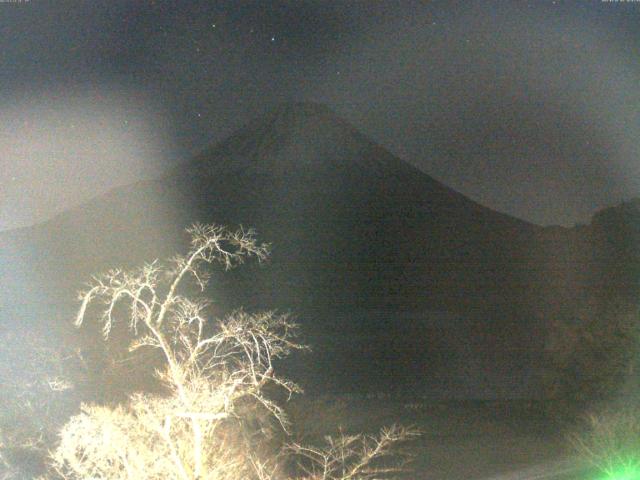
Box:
[49,223,418,480]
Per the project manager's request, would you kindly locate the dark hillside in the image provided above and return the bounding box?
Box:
[2,103,634,397]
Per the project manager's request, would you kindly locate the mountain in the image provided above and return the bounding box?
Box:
[1,103,538,307]
[2,102,633,397]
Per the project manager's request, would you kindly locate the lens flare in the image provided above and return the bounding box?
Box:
[601,465,640,480]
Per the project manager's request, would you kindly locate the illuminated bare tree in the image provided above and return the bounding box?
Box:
[49,224,418,480]
[289,425,419,480]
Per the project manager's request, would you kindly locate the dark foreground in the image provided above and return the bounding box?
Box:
[288,396,594,480]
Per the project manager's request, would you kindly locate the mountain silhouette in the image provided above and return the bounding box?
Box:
[2,102,634,397]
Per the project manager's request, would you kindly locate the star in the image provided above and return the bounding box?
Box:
[271,36,275,42]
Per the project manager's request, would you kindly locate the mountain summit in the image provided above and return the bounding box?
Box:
[187,102,437,179]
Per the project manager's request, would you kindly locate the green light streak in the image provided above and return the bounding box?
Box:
[600,464,640,480]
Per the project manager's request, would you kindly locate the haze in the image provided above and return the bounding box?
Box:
[2,1,640,228]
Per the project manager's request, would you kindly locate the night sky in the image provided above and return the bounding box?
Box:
[2,0,640,230]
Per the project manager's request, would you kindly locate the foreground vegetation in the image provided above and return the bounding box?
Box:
[3,224,418,480]
[1,223,639,479]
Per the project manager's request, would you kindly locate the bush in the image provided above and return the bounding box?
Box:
[568,406,640,478]
[0,327,83,479]
[45,224,418,480]
[541,301,640,423]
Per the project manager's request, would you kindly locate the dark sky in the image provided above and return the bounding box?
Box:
[2,0,640,229]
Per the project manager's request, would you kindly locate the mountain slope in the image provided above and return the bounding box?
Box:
[0,102,591,396]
